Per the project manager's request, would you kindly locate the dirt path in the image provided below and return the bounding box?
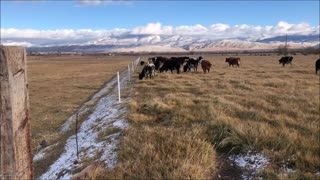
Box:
[34,58,140,180]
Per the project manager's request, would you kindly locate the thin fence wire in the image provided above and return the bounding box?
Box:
[116,57,140,103]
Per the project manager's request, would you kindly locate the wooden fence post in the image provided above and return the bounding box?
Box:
[0,46,33,180]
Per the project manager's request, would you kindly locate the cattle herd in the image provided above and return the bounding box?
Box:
[138,55,320,80]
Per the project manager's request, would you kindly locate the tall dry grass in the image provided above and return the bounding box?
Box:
[97,54,319,179]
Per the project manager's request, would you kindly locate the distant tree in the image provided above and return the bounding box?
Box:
[277,44,289,56]
[302,46,319,55]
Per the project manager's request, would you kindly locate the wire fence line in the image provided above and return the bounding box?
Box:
[116,57,141,103]
[71,56,141,176]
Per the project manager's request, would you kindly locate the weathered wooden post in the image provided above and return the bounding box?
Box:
[0,46,33,180]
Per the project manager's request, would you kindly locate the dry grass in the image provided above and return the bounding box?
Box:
[27,55,135,176]
[97,54,319,179]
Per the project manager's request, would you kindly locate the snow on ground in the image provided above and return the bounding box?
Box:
[34,58,140,180]
[229,151,269,180]
[33,143,59,162]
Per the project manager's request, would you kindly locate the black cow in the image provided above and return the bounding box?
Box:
[316,59,320,74]
[185,56,203,72]
[183,64,190,72]
[139,63,155,80]
[159,57,189,74]
[226,57,240,67]
[148,56,169,70]
[279,56,293,67]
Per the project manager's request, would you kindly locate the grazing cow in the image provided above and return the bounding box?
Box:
[139,63,155,80]
[140,61,145,66]
[185,56,203,72]
[201,60,212,73]
[148,56,169,70]
[183,64,190,72]
[279,56,293,67]
[316,59,320,74]
[226,57,240,67]
[160,57,189,74]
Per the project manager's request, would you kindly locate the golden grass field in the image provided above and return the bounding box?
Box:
[28,54,319,179]
[95,54,319,179]
[27,55,134,154]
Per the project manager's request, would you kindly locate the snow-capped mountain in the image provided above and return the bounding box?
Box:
[24,34,319,52]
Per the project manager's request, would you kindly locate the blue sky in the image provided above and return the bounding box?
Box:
[1,0,319,47]
[1,1,319,30]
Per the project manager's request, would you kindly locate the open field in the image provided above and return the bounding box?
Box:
[28,55,135,152]
[97,54,319,179]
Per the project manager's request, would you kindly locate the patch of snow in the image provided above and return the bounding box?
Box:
[285,167,296,174]
[35,57,140,180]
[113,119,127,128]
[33,151,45,161]
[229,151,269,179]
[33,143,59,161]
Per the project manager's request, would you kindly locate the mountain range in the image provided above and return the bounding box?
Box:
[26,34,319,53]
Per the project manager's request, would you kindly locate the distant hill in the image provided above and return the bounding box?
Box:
[24,33,319,53]
[256,34,319,43]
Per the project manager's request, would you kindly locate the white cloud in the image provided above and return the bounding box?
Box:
[77,0,111,5]
[1,21,319,47]
[1,41,35,47]
[0,28,129,46]
[210,23,230,32]
[76,0,132,6]
[131,22,173,35]
[174,24,208,35]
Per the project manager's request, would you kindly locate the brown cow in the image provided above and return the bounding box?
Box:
[201,60,212,73]
[226,57,240,67]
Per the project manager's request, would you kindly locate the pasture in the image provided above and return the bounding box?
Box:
[96,54,319,179]
[27,55,135,176]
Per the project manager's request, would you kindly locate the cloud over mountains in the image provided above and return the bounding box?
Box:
[1,21,319,50]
